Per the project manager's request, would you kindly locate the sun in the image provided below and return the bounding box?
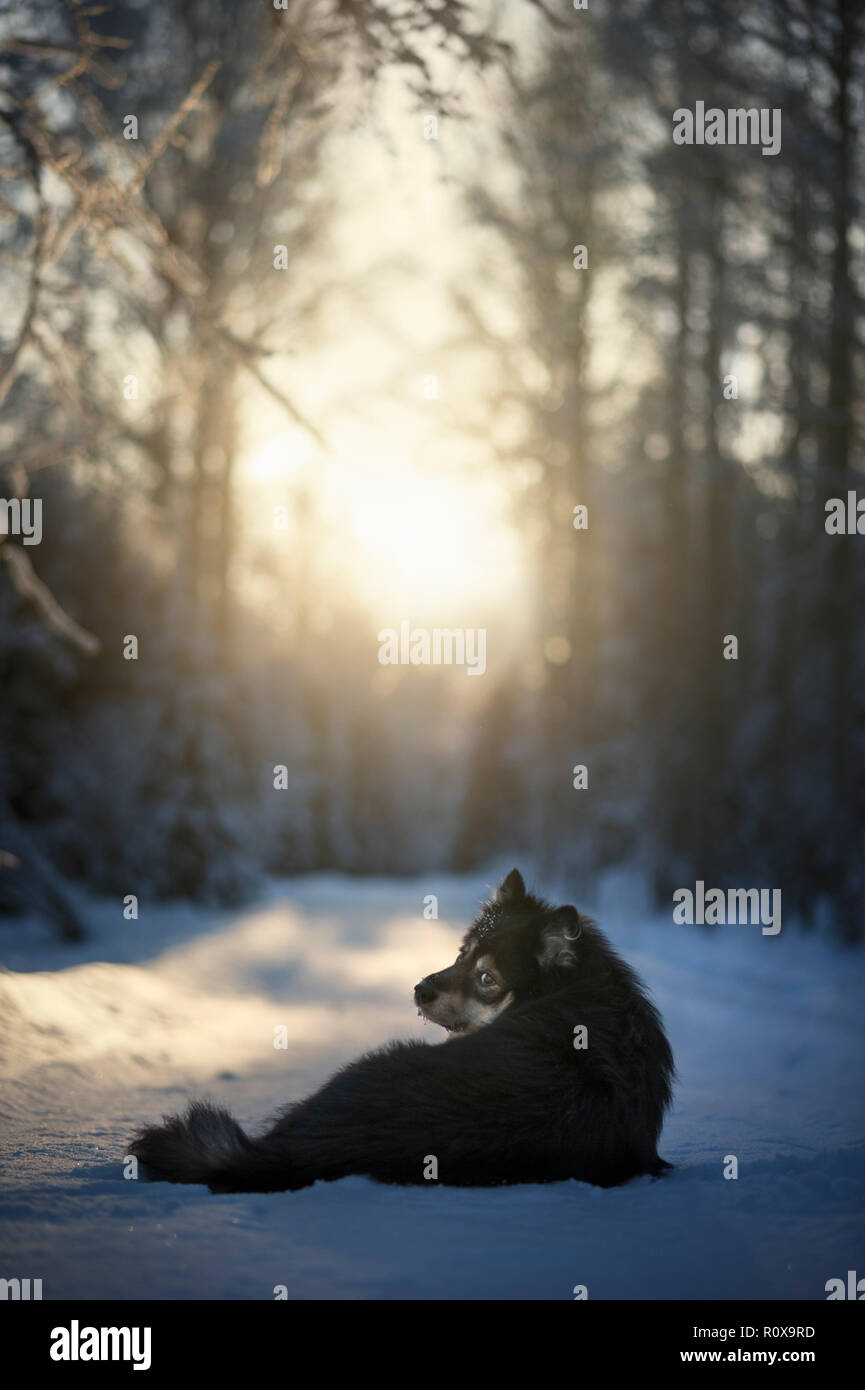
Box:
[243,426,525,620]
[246,431,303,483]
[325,453,522,617]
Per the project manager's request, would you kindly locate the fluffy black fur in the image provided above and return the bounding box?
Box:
[130,871,674,1192]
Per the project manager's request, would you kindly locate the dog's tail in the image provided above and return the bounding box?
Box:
[129,1101,263,1189]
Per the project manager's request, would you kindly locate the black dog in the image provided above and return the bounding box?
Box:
[130,869,674,1191]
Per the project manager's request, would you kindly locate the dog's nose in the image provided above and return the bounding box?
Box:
[414,977,438,1005]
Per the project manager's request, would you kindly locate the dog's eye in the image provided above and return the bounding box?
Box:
[478,970,496,989]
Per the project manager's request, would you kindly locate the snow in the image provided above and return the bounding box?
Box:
[1,870,863,1300]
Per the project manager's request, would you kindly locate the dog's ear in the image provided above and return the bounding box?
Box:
[494,867,526,905]
[538,906,582,969]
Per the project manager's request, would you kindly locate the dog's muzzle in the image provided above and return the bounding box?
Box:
[414,976,438,1006]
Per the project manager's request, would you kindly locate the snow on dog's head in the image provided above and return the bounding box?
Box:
[413,868,590,1034]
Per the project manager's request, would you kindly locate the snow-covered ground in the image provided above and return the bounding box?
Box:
[1,870,863,1300]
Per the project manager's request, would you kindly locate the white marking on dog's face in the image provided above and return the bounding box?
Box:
[417,951,515,1034]
[457,990,515,1033]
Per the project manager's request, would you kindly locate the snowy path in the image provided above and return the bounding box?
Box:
[1,872,863,1300]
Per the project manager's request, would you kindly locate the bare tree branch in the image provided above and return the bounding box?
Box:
[0,543,101,655]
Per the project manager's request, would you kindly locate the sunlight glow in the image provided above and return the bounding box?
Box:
[247,431,303,483]
[245,428,525,620]
[330,456,520,613]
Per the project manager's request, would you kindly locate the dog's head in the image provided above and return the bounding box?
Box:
[414,868,586,1034]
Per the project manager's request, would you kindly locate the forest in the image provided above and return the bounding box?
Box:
[1,0,863,939]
